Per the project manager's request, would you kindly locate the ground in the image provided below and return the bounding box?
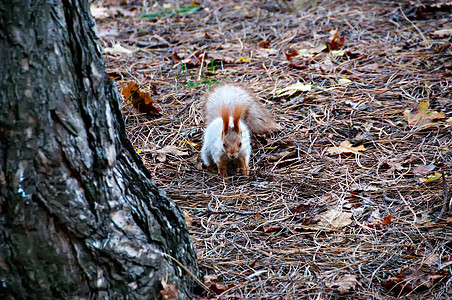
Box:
[92,0,452,298]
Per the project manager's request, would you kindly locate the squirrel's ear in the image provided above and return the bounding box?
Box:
[221,105,230,133]
[232,105,245,133]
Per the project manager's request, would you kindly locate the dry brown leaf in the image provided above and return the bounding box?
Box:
[325,274,358,294]
[313,208,353,229]
[183,211,192,227]
[429,28,452,39]
[267,150,297,162]
[258,40,269,48]
[327,141,366,155]
[274,81,312,97]
[318,192,340,206]
[327,28,345,50]
[262,224,283,233]
[90,4,109,18]
[284,48,299,61]
[143,145,188,162]
[203,274,233,294]
[383,267,449,295]
[161,278,178,300]
[103,43,135,55]
[121,81,162,118]
[412,164,435,175]
[404,101,445,127]
[366,214,392,229]
[290,203,310,214]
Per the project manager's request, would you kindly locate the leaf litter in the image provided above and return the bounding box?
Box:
[95,0,452,298]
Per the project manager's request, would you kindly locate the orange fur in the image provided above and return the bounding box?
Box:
[221,105,230,134]
[203,84,280,135]
[232,105,245,133]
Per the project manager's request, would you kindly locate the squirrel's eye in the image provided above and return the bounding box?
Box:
[223,143,226,148]
[239,142,242,147]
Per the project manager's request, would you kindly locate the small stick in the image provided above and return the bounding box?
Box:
[399,8,430,47]
[175,97,196,117]
[162,253,216,295]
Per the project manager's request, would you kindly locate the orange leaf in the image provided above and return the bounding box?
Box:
[121,81,162,118]
[327,28,345,50]
[262,224,283,233]
[366,214,392,229]
[382,215,392,225]
[258,40,269,48]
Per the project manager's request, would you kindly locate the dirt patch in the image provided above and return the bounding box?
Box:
[94,0,452,298]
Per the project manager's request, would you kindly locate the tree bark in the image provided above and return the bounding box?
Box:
[0,0,199,298]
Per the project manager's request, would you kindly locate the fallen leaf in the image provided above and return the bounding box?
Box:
[381,155,414,176]
[274,81,312,97]
[325,274,358,294]
[284,48,299,60]
[313,43,328,53]
[318,192,341,206]
[290,204,310,214]
[327,141,366,155]
[183,211,192,227]
[382,215,392,225]
[103,43,135,55]
[404,101,445,127]
[366,214,392,229]
[236,57,250,62]
[160,277,178,300]
[350,183,379,192]
[420,171,443,183]
[171,51,205,68]
[337,78,352,86]
[90,5,109,18]
[204,274,233,294]
[412,164,435,175]
[258,40,269,48]
[142,145,188,162]
[314,208,353,229]
[267,150,297,162]
[429,28,452,39]
[331,49,346,56]
[383,267,449,295]
[262,224,283,233]
[121,81,162,118]
[327,28,345,50]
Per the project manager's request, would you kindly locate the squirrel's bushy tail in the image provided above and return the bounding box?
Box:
[203,84,280,134]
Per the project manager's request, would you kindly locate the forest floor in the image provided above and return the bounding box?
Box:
[93,0,452,298]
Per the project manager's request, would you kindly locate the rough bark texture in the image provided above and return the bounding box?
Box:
[0,0,199,298]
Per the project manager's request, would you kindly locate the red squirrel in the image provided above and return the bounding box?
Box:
[201,84,280,177]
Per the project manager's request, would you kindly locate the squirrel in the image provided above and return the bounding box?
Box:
[200,84,280,177]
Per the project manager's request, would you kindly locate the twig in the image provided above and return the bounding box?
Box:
[162,252,216,295]
[174,97,197,117]
[399,7,430,47]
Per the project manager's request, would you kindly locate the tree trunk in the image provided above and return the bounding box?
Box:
[0,0,199,298]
